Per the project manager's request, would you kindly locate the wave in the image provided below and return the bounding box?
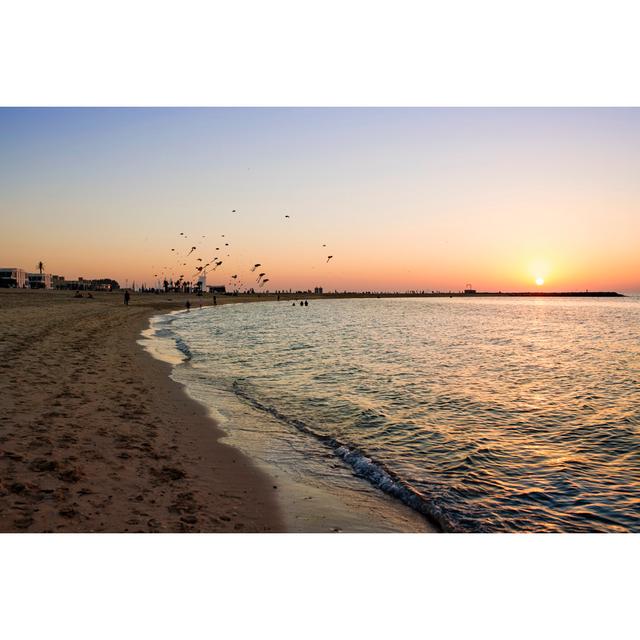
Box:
[174,336,193,360]
[149,313,194,361]
[231,381,468,532]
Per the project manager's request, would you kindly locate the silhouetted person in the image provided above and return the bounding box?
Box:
[277,294,280,301]
[124,290,130,305]
[213,295,217,306]
[304,300,308,306]
[186,300,191,312]
[300,301,303,306]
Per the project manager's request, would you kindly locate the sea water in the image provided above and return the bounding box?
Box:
[144,296,640,532]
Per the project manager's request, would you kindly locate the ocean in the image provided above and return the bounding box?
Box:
[142,296,640,532]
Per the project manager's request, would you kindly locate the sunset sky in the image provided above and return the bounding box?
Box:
[1,107,639,292]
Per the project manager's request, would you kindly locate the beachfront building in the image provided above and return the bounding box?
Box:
[207,285,226,293]
[27,272,53,289]
[314,286,323,294]
[0,267,28,288]
[57,277,119,291]
[51,275,65,288]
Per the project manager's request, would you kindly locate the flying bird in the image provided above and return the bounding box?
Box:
[256,272,266,282]
[187,246,196,256]
[326,256,333,263]
[250,263,261,272]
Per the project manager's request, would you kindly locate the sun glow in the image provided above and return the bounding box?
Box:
[535,276,545,286]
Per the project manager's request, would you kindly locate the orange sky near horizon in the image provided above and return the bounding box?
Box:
[1,108,639,292]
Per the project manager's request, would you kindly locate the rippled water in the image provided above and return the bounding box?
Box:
[150,297,640,532]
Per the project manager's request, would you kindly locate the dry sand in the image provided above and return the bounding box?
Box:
[0,289,284,532]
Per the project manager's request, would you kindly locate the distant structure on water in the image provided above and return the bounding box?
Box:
[314,286,323,295]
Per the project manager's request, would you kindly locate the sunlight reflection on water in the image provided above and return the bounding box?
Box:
[166,296,640,532]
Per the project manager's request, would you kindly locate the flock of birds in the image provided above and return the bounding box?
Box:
[150,211,334,293]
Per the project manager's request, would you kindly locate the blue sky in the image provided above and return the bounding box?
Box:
[1,108,639,291]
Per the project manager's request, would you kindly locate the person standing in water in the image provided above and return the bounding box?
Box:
[213,295,217,306]
[186,300,191,312]
[124,290,130,306]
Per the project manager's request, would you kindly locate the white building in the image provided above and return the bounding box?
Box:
[27,273,52,289]
[0,267,28,288]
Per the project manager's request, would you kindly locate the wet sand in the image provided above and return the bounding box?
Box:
[0,289,283,532]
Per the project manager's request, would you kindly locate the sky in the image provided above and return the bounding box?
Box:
[1,107,639,292]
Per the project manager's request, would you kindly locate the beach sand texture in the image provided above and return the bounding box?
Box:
[0,289,283,532]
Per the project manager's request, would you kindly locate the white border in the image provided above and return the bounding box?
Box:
[1,534,638,639]
[2,1,640,106]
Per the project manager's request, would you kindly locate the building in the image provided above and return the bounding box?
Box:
[57,277,119,291]
[27,273,52,289]
[314,286,323,295]
[0,267,28,288]
[51,275,65,288]
[207,285,226,293]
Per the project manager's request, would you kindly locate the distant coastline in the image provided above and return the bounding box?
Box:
[296,291,625,298]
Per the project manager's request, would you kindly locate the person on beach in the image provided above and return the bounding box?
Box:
[124,290,130,306]
[213,295,217,306]
[300,301,304,306]
[304,300,308,306]
[186,300,191,312]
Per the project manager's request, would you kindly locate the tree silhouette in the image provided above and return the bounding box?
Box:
[36,261,45,274]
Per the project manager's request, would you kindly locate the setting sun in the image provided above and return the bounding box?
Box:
[535,277,544,286]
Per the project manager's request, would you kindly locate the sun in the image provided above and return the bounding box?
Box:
[535,276,544,286]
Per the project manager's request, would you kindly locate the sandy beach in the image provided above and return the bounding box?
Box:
[1,289,436,533]
[0,289,287,532]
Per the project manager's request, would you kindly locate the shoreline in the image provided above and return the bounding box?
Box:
[143,303,437,533]
[0,289,283,532]
[1,289,437,532]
